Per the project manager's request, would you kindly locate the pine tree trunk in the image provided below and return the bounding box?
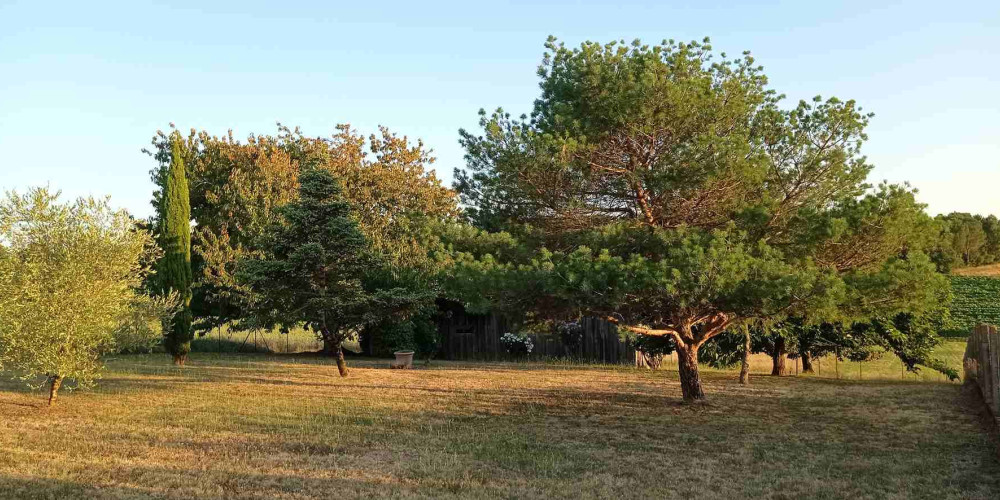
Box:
[48,375,63,406]
[676,342,705,402]
[801,352,814,373]
[771,337,786,376]
[336,345,349,377]
[739,331,751,385]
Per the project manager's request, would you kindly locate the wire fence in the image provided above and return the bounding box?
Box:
[964,323,1000,424]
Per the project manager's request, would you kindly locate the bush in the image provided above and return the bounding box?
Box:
[412,315,440,361]
[113,293,181,354]
[371,321,416,356]
[556,321,583,350]
[368,313,440,359]
[500,332,534,356]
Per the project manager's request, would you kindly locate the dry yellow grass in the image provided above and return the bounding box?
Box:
[952,263,1000,277]
[1,348,998,499]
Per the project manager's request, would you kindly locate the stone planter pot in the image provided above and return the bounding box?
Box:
[392,350,414,369]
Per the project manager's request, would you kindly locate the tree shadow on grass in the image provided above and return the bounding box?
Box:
[0,476,164,500]
[0,467,492,500]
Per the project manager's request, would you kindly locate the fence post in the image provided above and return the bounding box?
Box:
[980,337,989,405]
[991,326,1000,416]
[967,324,1000,427]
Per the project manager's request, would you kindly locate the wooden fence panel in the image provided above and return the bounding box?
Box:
[965,324,1000,425]
[437,309,637,365]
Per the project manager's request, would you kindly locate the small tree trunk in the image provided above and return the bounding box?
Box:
[48,375,63,406]
[335,345,349,377]
[801,352,814,373]
[739,331,751,385]
[676,342,705,402]
[173,354,186,366]
[320,326,350,377]
[771,337,786,376]
[635,350,649,369]
[322,336,337,356]
[635,351,663,370]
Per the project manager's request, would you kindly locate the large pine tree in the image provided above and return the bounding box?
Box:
[161,136,193,365]
[449,37,945,401]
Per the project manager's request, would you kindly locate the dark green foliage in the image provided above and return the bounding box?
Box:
[411,314,440,362]
[367,312,441,361]
[702,303,958,380]
[448,36,949,400]
[929,213,1000,271]
[851,313,958,380]
[946,276,1000,335]
[237,169,429,374]
[160,137,194,363]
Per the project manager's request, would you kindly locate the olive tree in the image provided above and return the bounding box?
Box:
[0,188,154,405]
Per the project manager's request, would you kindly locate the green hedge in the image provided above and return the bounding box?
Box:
[944,276,1000,337]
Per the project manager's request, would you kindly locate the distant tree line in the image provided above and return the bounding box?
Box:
[929,213,1000,271]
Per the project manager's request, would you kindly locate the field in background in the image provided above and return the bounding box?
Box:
[738,339,965,383]
[190,326,360,354]
[1,342,998,499]
[946,276,1000,336]
[952,264,1000,277]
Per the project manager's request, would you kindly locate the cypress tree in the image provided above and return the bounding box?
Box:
[161,136,193,365]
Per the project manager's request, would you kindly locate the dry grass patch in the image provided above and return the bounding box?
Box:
[952,263,1000,277]
[1,352,998,499]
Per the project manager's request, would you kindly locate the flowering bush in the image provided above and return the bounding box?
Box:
[556,321,583,349]
[501,332,534,356]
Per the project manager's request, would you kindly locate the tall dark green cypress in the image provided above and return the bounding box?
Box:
[161,136,193,365]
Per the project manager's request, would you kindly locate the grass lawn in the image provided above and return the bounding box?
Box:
[1,342,998,499]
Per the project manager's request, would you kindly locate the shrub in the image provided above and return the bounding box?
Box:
[500,332,534,356]
[556,321,584,350]
[113,293,181,354]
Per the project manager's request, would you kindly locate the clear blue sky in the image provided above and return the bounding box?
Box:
[1,0,998,218]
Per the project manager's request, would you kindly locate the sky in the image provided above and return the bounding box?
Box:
[1,0,998,218]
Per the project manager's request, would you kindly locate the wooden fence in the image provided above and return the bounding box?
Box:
[436,306,637,364]
[964,324,1000,425]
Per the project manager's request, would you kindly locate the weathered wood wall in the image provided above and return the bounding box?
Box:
[965,323,1000,426]
[435,304,637,364]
